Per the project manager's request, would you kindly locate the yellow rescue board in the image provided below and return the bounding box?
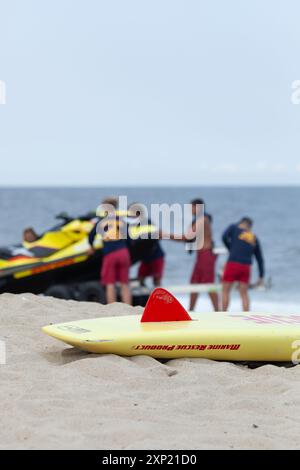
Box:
[43,311,300,362]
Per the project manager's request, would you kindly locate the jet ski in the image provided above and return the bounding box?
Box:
[0,212,152,305]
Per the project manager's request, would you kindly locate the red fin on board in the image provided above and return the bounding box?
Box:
[141,288,192,323]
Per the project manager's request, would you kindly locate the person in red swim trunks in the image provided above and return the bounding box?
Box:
[88,200,131,305]
[138,248,165,287]
[222,217,265,311]
[126,202,165,287]
[166,199,219,311]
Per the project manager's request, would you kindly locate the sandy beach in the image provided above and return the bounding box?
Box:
[0,293,299,450]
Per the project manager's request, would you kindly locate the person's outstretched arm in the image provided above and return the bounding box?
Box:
[254,238,265,282]
[161,216,205,243]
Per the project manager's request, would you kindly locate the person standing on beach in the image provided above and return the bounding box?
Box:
[137,240,165,286]
[128,202,165,287]
[222,217,264,311]
[88,199,131,305]
[166,199,219,311]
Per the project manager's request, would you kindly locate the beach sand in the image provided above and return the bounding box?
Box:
[1,292,300,450]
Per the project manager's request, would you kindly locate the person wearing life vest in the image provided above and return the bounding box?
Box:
[222,217,264,311]
[127,202,165,287]
[88,198,131,305]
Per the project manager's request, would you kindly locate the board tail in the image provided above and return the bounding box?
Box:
[141,288,192,323]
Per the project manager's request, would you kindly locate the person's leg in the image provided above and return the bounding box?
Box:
[206,252,218,311]
[153,275,161,287]
[118,248,132,305]
[189,292,199,311]
[209,292,219,311]
[101,254,116,303]
[120,283,132,304]
[152,257,165,287]
[222,282,232,311]
[138,262,148,286]
[190,257,199,311]
[239,282,250,311]
[106,284,116,303]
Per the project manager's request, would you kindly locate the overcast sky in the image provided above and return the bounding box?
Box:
[0,0,300,186]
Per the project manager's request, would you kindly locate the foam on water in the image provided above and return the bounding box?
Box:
[176,292,299,315]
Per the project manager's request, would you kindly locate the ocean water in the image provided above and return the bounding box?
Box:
[0,186,299,312]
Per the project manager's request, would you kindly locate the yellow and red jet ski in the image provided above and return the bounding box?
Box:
[0,212,153,305]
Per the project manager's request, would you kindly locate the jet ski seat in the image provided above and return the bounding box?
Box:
[0,246,35,260]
